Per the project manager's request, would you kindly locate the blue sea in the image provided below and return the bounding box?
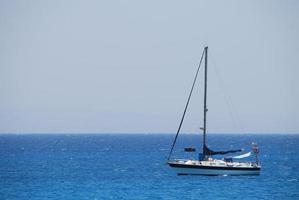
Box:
[0,134,298,200]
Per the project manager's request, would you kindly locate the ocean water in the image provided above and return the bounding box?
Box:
[0,134,298,200]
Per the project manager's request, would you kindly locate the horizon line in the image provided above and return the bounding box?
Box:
[0,132,298,135]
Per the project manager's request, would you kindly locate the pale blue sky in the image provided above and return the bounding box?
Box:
[1,0,298,133]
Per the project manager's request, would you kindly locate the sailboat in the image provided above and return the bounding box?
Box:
[167,46,261,175]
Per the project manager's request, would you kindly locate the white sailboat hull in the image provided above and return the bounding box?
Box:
[168,160,260,176]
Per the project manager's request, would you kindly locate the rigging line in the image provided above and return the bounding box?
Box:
[210,53,244,134]
[167,48,205,160]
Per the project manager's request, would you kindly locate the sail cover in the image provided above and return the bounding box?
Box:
[204,145,242,156]
[232,152,251,159]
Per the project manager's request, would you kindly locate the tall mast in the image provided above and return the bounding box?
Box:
[203,46,208,158]
[167,48,206,160]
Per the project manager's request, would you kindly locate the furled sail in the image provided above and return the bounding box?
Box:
[232,152,251,159]
[204,145,242,156]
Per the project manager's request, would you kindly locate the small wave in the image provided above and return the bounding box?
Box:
[287,178,298,182]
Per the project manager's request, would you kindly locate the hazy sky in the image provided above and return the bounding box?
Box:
[1,0,298,134]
